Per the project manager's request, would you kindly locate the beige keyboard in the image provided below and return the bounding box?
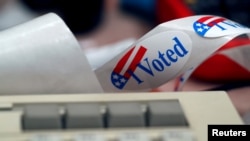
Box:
[0,91,243,141]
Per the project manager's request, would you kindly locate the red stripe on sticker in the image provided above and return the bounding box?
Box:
[113,47,135,73]
[207,18,226,27]
[124,46,147,78]
[197,16,214,23]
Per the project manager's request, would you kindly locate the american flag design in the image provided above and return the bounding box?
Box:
[111,46,147,89]
[193,16,226,37]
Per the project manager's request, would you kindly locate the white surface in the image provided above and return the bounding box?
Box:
[0,13,103,94]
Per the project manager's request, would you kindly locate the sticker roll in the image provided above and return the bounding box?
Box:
[94,15,250,92]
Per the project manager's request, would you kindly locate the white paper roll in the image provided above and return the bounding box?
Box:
[0,13,103,94]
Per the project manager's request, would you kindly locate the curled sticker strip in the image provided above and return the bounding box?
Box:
[94,15,250,92]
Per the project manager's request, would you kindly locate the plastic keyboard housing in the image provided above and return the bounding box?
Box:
[0,91,243,141]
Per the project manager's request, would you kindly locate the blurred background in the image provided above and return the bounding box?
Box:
[0,0,250,119]
[1,0,250,47]
[1,0,250,33]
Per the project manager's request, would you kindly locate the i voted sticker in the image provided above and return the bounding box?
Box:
[96,31,192,91]
[193,15,250,38]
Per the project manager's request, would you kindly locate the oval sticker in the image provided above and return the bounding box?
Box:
[110,31,192,90]
[193,15,250,38]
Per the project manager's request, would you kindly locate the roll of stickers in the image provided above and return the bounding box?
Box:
[94,15,250,92]
[191,38,250,83]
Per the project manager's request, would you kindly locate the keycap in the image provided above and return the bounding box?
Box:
[106,102,145,127]
[74,133,104,141]
[162,131,195,141]
[65,103,103,129]
[22,104,62,130]
[118,132,150,141]
[30,134,62,141]
[148,100,187,126]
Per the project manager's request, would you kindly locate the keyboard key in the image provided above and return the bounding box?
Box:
[65,103,103,129]
[107,102,145,127]
[162,131,195,141]
[148,100,188,127]
[118,132,150,141]
[23,104,62,130]
[30,134,62,141]
[74,133,104,141]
